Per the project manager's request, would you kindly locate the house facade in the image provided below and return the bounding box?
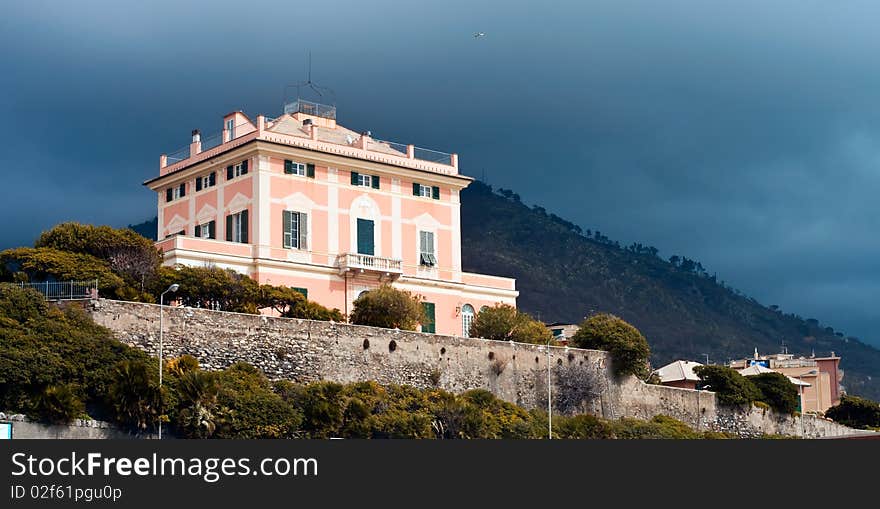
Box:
[146,100,517,336]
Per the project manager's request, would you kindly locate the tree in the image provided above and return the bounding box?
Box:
[467,304,553,345]
[750,372,799,414]
[825,395,880,429]
[35,222,162,289]
[258,285,343,321]
[693,365,761,406]
[107,359,161,432]
[152,265,260,313]
[0,247,129,298]
[570,313,651,379]
[349,285,425,330]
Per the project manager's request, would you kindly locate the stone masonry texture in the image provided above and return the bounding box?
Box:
[86,300,872,439]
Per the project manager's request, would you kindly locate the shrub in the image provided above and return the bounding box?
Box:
[212,363,301,439]
[750,372,799,415]
[467,303,554,345]
[825,395,880,429]
[612,415,703,439]
[570,313,650,379]
[553,413,616,439]
[349,285,425,330]
[33,384,85,424]
[693,365,761,407]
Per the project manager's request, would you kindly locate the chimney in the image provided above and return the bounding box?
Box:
[190,128,202,157]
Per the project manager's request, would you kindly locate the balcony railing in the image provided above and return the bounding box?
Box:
[284,99,337,119]
[336,253,403,278]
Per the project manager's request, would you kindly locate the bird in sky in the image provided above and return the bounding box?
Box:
[473,32,486,38]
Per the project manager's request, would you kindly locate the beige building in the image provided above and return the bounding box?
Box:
[547,323,580,346]
[730,351,843,414]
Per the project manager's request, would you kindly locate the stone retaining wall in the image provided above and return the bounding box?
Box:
[85,299,873,439]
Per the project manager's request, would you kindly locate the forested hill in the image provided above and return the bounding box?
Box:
[458,181,880,401]
[129,181,880,400]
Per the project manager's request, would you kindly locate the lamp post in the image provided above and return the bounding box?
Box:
[158,283,179,439]
[547,337,553,439]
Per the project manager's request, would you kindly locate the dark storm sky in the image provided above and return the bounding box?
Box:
[2,1,879,346]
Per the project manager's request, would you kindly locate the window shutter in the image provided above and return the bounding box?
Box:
[307,163,315,178]
[240,209,248,243]
[427,232,435,254]
[241,159,248,174]
[194,224,201,237]
[195,177,202,192]
[209,172,216,186]
[226,215,233,241]
[298,212,308,249]
[371,175,380,189]
[292,287,308,299]
[227,165,234,180]
[422,302,436,334]
[282,210,292,248]
[357,218,374,256]
[179,183,186,197]
[413,183,420,196]
[166,188,173,202]
[432,186,440,200]
[351,171,359,185]
[284,160,293,174]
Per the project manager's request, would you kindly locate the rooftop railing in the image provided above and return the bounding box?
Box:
[283,99,337,119]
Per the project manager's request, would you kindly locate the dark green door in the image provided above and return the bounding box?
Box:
[357,218,375,255]
[422,302,436,334]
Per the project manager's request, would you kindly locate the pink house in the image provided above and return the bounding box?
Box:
[146,99,517,336]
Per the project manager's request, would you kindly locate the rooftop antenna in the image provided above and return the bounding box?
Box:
[283,51,336,117]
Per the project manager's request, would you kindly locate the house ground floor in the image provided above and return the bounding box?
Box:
[155,235,518,337]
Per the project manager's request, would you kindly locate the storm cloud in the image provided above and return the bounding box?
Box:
[2,0,879,345]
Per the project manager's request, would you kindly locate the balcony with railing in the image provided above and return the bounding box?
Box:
[336,253,403,279]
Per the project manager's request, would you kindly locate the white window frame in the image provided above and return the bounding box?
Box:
[419,230,437,266]
[197,221,213,239]
[232,162,246,178]
[226,118,235,139]
[198,174,214,191]
[230,212,245,243]
[288,161,306,176]
[461,304,475,337]
[417,184,432,198]
[358,174,373,187]
[283,211,308,250]
[172,185,184,200]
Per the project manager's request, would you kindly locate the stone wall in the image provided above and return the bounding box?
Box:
[86,300,873,439]
[0,412,153,440]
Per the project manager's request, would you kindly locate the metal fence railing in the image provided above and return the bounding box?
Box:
[413,146,453,165]
[12,280,99,301]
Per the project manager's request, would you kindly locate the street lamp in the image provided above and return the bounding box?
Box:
[547,337,553,439]
[158,283,179,439]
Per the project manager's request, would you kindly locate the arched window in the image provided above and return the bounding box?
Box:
[461,304,475,337]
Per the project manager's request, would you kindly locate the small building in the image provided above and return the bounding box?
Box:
[547,323,579,345]
[729,350,843,414]
[737,364,812,412]
[652,360,704,390]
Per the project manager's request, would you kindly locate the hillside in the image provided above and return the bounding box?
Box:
[129,182,880,400]
[458,181,880,400]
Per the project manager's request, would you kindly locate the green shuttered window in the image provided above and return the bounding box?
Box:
[282,210,309,249]
[422,302,436,334]
[356,218,375,256]
[226,210,248,243]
